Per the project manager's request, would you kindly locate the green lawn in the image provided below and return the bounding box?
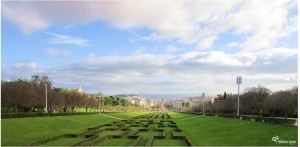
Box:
[153,139,189,146]
[101,111,150,119]
[100,139,134,146]
[2,112,298,146]
[1,112,147,146]
[169,112,298,146]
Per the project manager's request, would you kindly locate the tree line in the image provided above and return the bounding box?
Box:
[1,75,138,113]
[193,85,298,118]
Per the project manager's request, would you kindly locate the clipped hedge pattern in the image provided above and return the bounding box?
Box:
[26,112,193,146]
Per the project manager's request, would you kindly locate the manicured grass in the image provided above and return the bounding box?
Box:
[153,139,189,146]
[1,112,148,146]
[2,112,297,146]
[41,138,86,146]
[102,111,150,119]
[100,139,134,146]
[169,112,298,146]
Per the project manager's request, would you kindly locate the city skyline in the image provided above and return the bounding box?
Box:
[2,1,298,96]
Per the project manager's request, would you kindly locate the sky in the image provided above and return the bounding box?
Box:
[1,0,298,98]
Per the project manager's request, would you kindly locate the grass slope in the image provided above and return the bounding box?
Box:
[169,112,298,146]
[2,114,113,145]
[1,112,147,146]
[2,112,297,146]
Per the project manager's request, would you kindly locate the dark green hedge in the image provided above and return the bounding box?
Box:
[2,112,99,118]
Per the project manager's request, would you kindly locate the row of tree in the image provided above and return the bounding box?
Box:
[193,85,298,118]
[1,75,137,113]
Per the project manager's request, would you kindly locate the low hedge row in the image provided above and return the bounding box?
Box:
[240,115,297,125]
[195,112,298,126]
[130,136,143,146]
[89,136,109,146]
[171,130,193,146]
[2,112,99,118]
[154,131,165,139]
[72,135,99,146]
[108,130,130,139]
[24,134,67,146]
[172,130,186,139]
[184,136,194,146]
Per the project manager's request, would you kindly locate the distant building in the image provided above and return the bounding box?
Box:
[137,99,147,107]
[173,99,190,108]
[121,95,160,108]
[76,85,83,93]
[191,99,205,107]
[66,85,84,94]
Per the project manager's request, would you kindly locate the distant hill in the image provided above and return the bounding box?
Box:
[114,94,139,97]
[114,93,212,100]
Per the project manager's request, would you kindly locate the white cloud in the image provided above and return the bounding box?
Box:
[165,45,181,53]
[226,42,239,47]
[196,51,242,67]
[2,3,49,34]
[1,1,297,95]
[197,36,217,50]
[2,1,297,52]
[2,47,297,95]
[13,62,39,69]
[45,32,88,45]
[43,48,71,58]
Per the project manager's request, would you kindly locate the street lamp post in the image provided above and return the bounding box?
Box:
[202,92,205,115]
[44,76,49,113]
[98,92,103,113]
[190,98,193,113]
[236,76,242,116]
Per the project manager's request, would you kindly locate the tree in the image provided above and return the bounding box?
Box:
[224,92,227,100]
[1,79,38,113]
[223,95,236,114]
[241,85,271,116]
[271,89,297,118]
[185,102,190,107]
[120,98,130,107]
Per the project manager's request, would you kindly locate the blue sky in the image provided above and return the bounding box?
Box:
[1,0,298,97]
